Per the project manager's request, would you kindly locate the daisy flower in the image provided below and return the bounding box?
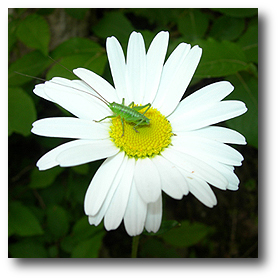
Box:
[32,31,247,236]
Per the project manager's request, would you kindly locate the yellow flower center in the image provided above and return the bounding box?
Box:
[109,106,173,158]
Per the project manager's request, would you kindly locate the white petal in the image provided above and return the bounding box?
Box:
[104,157,135,230]
[143,31,169,104]
[43,78,110,120]
[172,135,244,166]
[162,147,228,190]
[152,43,189,109]
[153,45,202,116]
[56,139,119,167]
[124,181,147,236]
[145,194,162,233]
[36,139,99,170]
[88,215,102,226]
[32,117,110,140]
[33,83,53,102]
[226,173,240,190]
[73,68,119,103]
[88,155,133,228]
[67,79,112,120]
[169,81,234,123]
[186,176,217,208]
[209,162,240,191]
[152,155,187,199]
[177,126,246,145]
[171,100,248,132]
[175,147,240,191]
[84,152,124,216]
[134,158,161,203]
[126,31,146,104]
[106,36,128,101]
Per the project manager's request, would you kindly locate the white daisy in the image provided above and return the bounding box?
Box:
[32,31,247,236]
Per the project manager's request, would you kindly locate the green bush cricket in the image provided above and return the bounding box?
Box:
[96,98,151,136]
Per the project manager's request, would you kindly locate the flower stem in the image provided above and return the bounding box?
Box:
[131,235,140,258]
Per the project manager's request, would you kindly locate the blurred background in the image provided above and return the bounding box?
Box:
[8,8,258,258]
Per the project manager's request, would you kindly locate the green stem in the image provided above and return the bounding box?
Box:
[131,235,140,258]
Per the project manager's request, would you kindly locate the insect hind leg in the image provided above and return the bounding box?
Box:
[131,103,151,114]
[94,115,115,123]
[120,117,126,137]
[142,103,151,115]
[132,103,151,132]
[133,119,145,133]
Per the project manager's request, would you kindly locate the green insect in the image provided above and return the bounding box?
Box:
[95,98,151,136]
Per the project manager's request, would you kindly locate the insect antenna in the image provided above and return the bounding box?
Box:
[47,56,109,105]
[14,66,109,106]
[14,71,49,83]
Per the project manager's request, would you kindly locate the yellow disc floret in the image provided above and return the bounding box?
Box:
[109,106,173,159]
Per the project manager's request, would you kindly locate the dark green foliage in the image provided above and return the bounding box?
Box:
[15,14,50,55]
[8,87,37,136]
[9,201,44,237]
[8,8,258,258]
[194,38,248,78]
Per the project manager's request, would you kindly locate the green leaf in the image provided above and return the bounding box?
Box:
[209,16,245,41]
[46,205,69,238]
[194,38,248,78]
[8,50,51,86]
[143,220,179,236]
[8,18,19,54]
[8,87,37,136]
[39,181,66,206]
[212,8,258,18]
[9,201,44,237]
[9,240,48,258]
[92,11,134,47]
[237,24,258,64]
[71,231,105,258]
[50,37,104,59]
[29,166,63,189]
[16,14,50,55]
[72,216,99,236]
[46,53,107,80]
[140,238,180,258]
[160,220,214,247]
[61,217,104,254]
[177,9,209,42]
[48,245,59,257]
[226,72,258,148]
[66,174,89,204]
[47,37,106,82]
